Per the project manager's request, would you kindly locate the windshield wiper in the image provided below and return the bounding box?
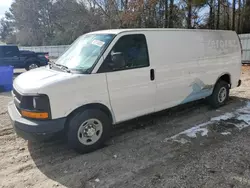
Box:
[51,63,71,73]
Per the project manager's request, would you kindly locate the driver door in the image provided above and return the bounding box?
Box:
[97,34,156,123]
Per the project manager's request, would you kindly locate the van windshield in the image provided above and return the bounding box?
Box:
[54,34,115,73]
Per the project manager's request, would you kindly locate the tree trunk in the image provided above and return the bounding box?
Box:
[241,0,246,32]
[209,0,214,29]
[238,0,241,33]
[232,0,236,30]
[169,0,174,27]
[227,1,230,29]
[124,0,128,10]
[242,0,250,33]
[164,0,168,27]
[216,0,220,29]
[187,0,192,28]
[159,0,163,27]
[223,0,226,29]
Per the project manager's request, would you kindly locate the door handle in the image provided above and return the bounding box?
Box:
[150,69,155,81]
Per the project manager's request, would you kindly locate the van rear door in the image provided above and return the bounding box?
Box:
[97,34,156,123]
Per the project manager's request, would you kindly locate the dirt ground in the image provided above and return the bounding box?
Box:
[1,67,250,188]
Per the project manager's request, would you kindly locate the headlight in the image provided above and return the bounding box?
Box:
[20,95,51,119]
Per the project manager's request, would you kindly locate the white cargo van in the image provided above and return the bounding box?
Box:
[8,29,242,153]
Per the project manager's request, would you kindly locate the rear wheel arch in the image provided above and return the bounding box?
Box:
[208,80,230,108]
[215,73,231,89]
[208,73,231,108]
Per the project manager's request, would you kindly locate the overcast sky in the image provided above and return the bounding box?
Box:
[0,0,13,18]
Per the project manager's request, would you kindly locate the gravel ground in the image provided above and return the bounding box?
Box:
[1,67,250,188]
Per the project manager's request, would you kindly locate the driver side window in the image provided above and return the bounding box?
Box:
[98,34,149,73]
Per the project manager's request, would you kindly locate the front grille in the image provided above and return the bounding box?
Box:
[13,88,22,113]
[13,88,22,102]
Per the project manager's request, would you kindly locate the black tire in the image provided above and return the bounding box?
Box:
[67,109,112,153]
[208,80,230,108]
[25,62,40,71]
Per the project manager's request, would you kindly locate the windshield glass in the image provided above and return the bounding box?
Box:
[54,34,115,72]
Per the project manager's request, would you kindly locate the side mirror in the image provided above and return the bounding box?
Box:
[108,52,125,70]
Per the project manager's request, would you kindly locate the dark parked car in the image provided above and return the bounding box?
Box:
[0,45,49,70]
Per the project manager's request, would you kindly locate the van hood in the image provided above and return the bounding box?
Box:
[14,67,77,94]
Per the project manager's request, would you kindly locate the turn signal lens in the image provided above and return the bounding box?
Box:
[21,110,49,119]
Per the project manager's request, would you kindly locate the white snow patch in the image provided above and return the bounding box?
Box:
[173,138,190,144]
[95,178,100,182]
[178,121,210,138]
[237,102,250,114]
[237,115,250,124]
[164,101,250,144]
[244,101,250,108]
[211,113,235,121]
[184,127,209,138]
[237,108,250,114]
[164,122,210,142]
[234,122,250,130]
[221,131,231,135]
[234,101,250,130]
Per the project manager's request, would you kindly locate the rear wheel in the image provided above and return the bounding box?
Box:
[67,109,112,153]
[208,80,229,108]
[25,62,40,71]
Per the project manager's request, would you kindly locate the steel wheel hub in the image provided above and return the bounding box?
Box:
[218,87,227,103]
[29,64,38,69]
[84,126,96,137]
[77,119,103,145]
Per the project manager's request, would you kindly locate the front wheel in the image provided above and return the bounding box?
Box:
[208,80,230,108]
[67,109,112,153]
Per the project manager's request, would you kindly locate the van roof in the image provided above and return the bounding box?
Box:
[88,28,236,35]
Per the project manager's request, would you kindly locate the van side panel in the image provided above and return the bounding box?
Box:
[145,31,208,111]
[145,30,241,112]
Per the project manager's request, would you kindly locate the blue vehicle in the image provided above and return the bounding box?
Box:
[0,45,49,70]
